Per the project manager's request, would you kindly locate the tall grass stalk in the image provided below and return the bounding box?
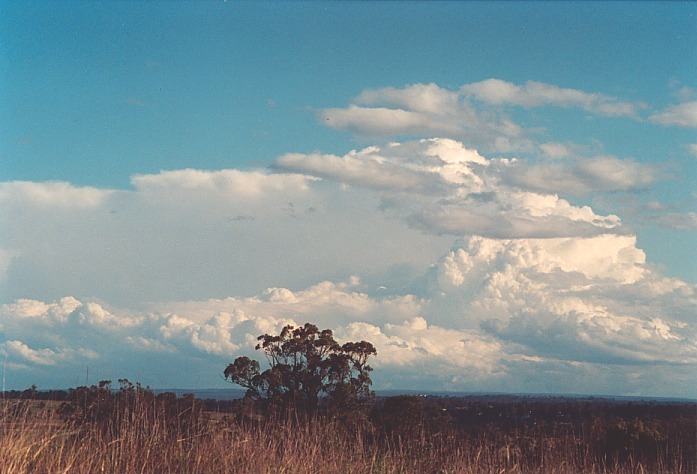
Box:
[0,399,690,474]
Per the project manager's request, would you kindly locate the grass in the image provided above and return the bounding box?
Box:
[0,397,692,474]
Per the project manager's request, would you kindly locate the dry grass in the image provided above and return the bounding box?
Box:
[0,399,689,474]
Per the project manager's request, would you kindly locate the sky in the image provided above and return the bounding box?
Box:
[1,2,696,396]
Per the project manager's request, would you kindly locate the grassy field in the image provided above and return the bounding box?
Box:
[1,392,694,474]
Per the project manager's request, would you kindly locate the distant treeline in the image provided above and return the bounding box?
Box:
[3,380,696,472]
[0,379,697,473]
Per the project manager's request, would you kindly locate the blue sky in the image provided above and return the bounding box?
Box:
[0,2,696,395]
[2,2,696,281]
[2,3,695,180]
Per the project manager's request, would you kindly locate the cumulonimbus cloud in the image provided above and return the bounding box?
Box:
[1,138,694,396]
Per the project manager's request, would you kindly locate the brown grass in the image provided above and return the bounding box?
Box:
[0,399,689,474]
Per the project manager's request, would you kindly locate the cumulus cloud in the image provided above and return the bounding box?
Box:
[500,155,657,195]
[0,340,96,367]
[650,100,697,128]
[1,280,502,388]
[339,320,506,381]
[2,235,695,395]
[277,138,622,238]
[320,80,645,151]
[411,191,621,238]
[276,150,450,194]
[321,83,531,152]
[460,79,645,117]
[430,234,697,368]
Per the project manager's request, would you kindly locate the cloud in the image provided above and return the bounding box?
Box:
[2,139,695,395]
[320,80,645,152]
[430,234,697,368]
[501,155,657,195]
[0,165,454,304]
[1,340,62,366]
[539,142,571,158]
[321,83,532,152]
[2,235,695,395]
[277,139,622,238]
[131,169,314,199]
[322,106,456,137]
[338,320,506,381]
[625,200,697,231]
[410,191,621,238]
[460,79,645,117]
[0,288,471,388]
[0,340,97,367]
[435,234,646,289]
[0,139,632,308]
[650,212,697,230]
[0,181,112,209]
[649,100,697,128]
[276,150,450,194]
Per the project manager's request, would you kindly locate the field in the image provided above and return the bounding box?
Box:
[1,386,695,473]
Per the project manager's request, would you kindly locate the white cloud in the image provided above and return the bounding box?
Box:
[321,83,532,152]
[131,168,314,198]
[338,320,506,380]
[460,79,644,117]
[0,340,97,367]
[2,238,695,394]
[501,155,657,195]
[0,139,627,306]
[0,181,112,209]
[436,234,646,289]
[277,139,622,238]
[0,165,453,304]
[1,340,60,366]
[276,151,449,194]
[1,139,695,395]
[322,106,456,137]
[429,234,697,368]
[411,191,621,238]
[649,100,697,128]
[320,80,644,153]
[278,139,489,194]
[0,282,443,386]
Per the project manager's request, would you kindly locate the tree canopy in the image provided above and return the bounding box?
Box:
[224,323,376,413]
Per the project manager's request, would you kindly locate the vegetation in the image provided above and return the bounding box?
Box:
[1,324,695,473]
[2,389,695,473]
[224,323,376,416]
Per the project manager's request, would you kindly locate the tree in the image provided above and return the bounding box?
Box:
[224,323,376,414]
